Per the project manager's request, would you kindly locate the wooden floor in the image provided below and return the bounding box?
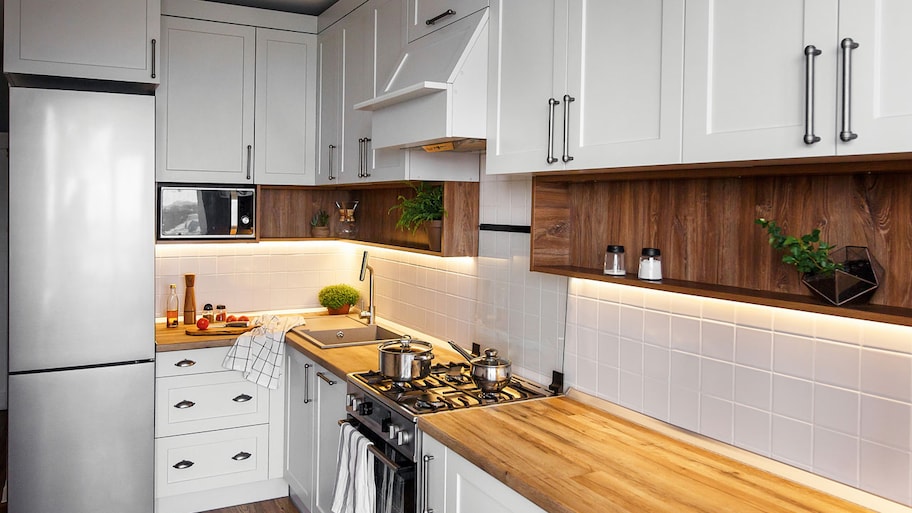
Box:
[203,498,299,513]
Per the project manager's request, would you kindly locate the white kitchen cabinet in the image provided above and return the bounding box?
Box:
[486,0,684,174]
[420,432,547,513]
[407,0,489,42]
[317,0,481,183]
[284,349,347,513]
[157,16,256,184]
[683,0,912,163]
[154,346,286,513]
[3,0,160,84]
[254,28,319,185]
[157,15,317,185]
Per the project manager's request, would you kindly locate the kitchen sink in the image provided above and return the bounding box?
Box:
[291,317,404,349]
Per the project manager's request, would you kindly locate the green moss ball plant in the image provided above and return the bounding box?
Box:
[318,284,360,314]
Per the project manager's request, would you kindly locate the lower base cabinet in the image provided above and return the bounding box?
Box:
[285,349,347,513]
[154,346,286,513]
[420,433,546,513]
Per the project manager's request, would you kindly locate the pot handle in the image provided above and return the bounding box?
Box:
[415,352,435,362]
[447,340,474,363]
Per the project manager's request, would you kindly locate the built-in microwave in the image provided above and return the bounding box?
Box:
[158,186,255,239]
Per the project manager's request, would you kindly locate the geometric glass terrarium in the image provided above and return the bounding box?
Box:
[801,246,883,306]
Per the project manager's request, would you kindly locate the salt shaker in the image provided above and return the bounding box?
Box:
[637,248,662,281]
[603,245,626,276]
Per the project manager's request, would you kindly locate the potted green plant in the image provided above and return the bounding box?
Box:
[756,218,881,306]
[311,208,330,238]
[388,182,446,251]
[317,284,360,315]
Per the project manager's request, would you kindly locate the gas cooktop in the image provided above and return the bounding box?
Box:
[350,361,552,416]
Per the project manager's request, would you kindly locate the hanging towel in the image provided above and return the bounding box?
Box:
[222,314,305,389]
[331,423,378,513]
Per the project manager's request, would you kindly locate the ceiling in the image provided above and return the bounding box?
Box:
[205,0,340,15]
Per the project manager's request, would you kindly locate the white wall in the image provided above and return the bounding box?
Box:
[154,171,912,507]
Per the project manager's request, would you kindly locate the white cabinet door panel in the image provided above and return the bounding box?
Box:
[285,350,316,512]
[317,24,344,184]
[157,17,255,183]
[486,0,564,174]
[156,371,268,437]
[837,0,912,155]
[255,29,317,185]
[313,366,347,513]
[566,0,683,169]
[5,0,159,83]
[444,446,547,513]
[683,0,838,163]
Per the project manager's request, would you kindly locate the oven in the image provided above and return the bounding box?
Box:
[343,360,554,513]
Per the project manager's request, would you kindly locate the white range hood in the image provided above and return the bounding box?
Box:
[354,8,488,151]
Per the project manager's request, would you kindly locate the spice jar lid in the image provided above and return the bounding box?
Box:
[606,245,625,253]
[216,304,226,309]
[641,247,661,257]
[203,304,213,311]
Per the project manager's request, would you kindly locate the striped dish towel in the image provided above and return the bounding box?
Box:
[222,315,305,389]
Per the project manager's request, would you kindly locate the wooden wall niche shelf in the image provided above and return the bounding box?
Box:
[257,182,479,257]
[531,164,912,327]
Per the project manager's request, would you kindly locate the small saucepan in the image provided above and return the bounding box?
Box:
[379,336,434,381]
[448,341,512,393]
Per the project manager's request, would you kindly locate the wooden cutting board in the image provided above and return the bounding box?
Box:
[184,324,258,336]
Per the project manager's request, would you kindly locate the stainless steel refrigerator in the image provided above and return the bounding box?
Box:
[8,87,155,512]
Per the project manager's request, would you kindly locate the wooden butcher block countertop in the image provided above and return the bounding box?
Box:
[155,314,464,378]
[419,392,879,513]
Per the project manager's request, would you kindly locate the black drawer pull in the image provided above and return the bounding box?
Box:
[174,400,195,409]
[232,393,253,403]
[175,359,196,368]
[232,451,252,461]
[173,460,194,470]
[426,9,455,25]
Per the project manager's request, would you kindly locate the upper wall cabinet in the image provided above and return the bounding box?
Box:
[486,0,685,175]
[4,0,160,84]
[406,0,489,42]
[157,15,317,185]
[683,0,912,163]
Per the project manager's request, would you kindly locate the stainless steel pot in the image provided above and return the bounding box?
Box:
[448,341,512,393]
[378,336,434,381]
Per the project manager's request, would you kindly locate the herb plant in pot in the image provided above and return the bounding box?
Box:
[388,182,445,252]
[311,208,330,238]
[756,218,882,306]
[318,284,360,315]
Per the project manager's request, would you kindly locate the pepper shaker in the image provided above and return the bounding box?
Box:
[183,273,197,325]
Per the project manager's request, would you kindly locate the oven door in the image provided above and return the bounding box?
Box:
[343,417,417,513]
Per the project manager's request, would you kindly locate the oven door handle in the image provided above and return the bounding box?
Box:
[367,444,404,472]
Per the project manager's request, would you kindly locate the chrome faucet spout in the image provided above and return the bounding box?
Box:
[359,251,375,325]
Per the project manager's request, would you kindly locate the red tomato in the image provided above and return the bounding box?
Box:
[237,315,249,322]
[196,317,210,330]
[226,315,237,322]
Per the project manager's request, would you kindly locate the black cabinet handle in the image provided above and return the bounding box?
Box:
[232,393,253,403]
[174,400,195,409]
[426,9,456,25]
[173,460,194,470]
[232,451,252,461]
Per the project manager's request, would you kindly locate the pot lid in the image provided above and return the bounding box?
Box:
[475,348,510,367]
[379,336,432,354]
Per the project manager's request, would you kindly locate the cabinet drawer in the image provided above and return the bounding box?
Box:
[156,347,232,378]
[155,423,269,497]
[407,0,488,42]
[156,371,268,437]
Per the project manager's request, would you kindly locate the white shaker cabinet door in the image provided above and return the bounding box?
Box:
[444,444,547,513]
[486,0,565,174]
[339,5,374,184]
[682,0,838,163]
[285,351,316,513]
[317,23,344,184]
[313,366,347,513]
[4,0,159,83]
[254,29,317,185]
[157,16,255,183]
[836,0,912,156]
[564,0,684,170]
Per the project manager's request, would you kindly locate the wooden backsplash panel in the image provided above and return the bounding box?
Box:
[534,172,912,308]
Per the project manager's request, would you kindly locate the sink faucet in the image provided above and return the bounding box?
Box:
[359,251,375,325]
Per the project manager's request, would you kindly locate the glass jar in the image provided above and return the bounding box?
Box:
[215,304,227,322]
[637,248,662,281]
[202,303,215,322]
[603,245,626,276]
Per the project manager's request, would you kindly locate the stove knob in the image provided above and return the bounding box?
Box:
[358,401,373,416]
[388,424,399,440]
[396,430,411,446]
[346,393,356,407]
[351,397,362,412]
